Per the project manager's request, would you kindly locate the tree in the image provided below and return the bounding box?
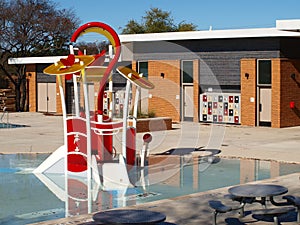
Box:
[76,40,108,56]
[177,21,198,32]
[122,8,197,34]
[0,0,80,111]
[121,19,145,34]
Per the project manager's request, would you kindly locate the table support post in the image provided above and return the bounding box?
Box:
[212,211,217,225]
[273,216,279,225]
[262,197,267,208]
[239,204,245,217]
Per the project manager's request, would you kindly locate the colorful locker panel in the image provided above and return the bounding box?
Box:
[200,93,241,124]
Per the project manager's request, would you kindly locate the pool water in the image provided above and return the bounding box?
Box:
[0,123,27,128]
[1,154,300,225]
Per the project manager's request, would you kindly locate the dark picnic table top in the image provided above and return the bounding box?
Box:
[93,209,166,225]
[228,184,288,198]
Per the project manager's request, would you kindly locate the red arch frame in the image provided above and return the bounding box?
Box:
[71,22,121,116]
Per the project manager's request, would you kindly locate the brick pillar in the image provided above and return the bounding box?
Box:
[132,61,137,71]
[241,59,257,126]
[94,81,100,112]
[26,64,37,112]
[271,59,281,128]
[193,60,199,122]
[273,59,300,127]
[56,76,65,115]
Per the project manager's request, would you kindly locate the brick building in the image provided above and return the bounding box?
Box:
[9,19,300,128]
[120,19,300,128]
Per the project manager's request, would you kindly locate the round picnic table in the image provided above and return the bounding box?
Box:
[228,184,288,198]
[93,209,166,225]
[228,184,288,208]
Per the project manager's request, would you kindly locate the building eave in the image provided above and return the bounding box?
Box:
[8,56,66,65]
[119,27,300,43]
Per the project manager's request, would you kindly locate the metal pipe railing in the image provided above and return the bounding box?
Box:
[1,107,9,127]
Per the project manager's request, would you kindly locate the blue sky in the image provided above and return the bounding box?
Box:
[53,0,300,39]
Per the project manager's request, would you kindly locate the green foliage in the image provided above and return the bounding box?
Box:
[143,8,176,33]
[121,8,197,34]
[122,19,145,34]
[177,22,198,31]
[130,108,156,118]
[137,110,156,118]
[147,110,156,118]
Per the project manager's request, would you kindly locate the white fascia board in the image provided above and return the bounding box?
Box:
[276,19,300,30]
[8,55,112,65]
[119,28,300,43]
[8,56,66,65]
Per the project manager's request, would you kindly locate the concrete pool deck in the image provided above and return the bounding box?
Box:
[1,112,300,224]
[2,112,300,163]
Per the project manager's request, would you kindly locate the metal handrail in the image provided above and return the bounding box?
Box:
[1,107,9,126]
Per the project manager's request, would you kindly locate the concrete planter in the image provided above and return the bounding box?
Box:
[135,117,172,133]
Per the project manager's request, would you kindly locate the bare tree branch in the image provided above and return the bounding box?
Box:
[0,0,80,111]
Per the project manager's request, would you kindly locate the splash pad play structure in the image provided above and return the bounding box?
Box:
[33,22,155,216]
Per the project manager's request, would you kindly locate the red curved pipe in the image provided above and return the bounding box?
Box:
[71,22,121,117]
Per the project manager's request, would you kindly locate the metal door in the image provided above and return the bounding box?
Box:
[259,88,271,126]
[37,83,56,113]
[47,83,56,112]
[38,83,47,112]
[183,85,193,121]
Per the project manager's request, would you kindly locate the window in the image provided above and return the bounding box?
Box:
[182,60,193,84]
[258,60,271,85]
[138,61,148,79]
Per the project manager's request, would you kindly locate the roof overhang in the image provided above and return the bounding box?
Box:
[119,27,300,43]
[8,56,66,65]
[276,19,300,31]
[8,55,112,65]
[8,19,300,65]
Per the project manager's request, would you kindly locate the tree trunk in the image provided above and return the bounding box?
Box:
[20,76,26,111]
[15,82,21,112]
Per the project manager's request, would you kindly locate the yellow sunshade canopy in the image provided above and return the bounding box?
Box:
[43,55,95,75]
[117,66,155,89]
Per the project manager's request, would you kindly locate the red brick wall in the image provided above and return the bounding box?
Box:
[129,60,199,122]
[240,59,257,126]
[274,59,300,127]
[148,60,181,122]
[241,58,300,128]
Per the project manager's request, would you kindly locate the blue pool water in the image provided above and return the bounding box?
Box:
[1,153,300,225]
[0,123,27,128]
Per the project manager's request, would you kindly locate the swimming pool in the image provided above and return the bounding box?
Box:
[1,153,300,225]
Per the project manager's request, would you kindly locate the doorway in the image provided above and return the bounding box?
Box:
[183,85,194,121]
[181,60,194,121]
[257,59,272,127]
[258,88,271,126]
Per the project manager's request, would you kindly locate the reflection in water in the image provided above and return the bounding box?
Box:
[0,153,300,224]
